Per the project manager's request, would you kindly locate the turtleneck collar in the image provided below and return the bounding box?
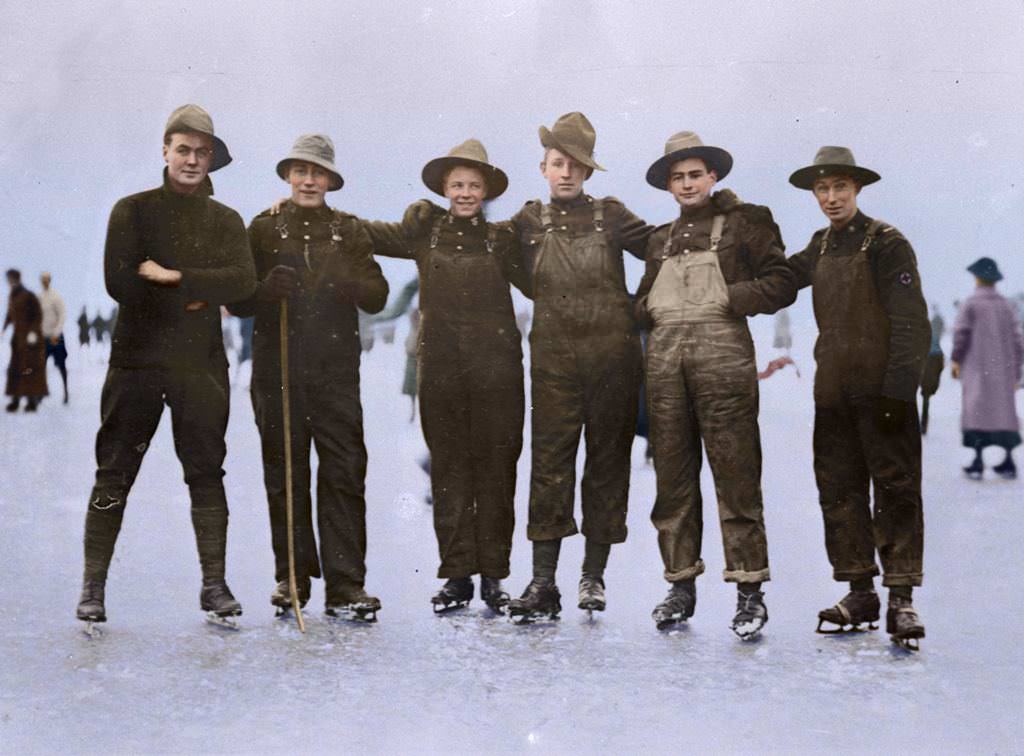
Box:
[161,167,214,199]
[549,192,591,211]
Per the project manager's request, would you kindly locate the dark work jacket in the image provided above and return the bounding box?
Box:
[788,210,930,403]
[364,201,527,368]
[230,201,388,387]
[104,171,256,370]
[634,190,796,328]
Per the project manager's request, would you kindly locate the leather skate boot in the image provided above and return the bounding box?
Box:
[480,577,510,614]
[508,577,561,623]
[817,590,880,633]
[887,595,925,650]
[431,577,473,614]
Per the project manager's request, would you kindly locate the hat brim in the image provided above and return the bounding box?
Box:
[210,135,232,172]
[966,262,1003,283]
[276,156,344,191]
[421,157,508,199]
[538,126,605,174]
[788,163,880,190]
[645,146,733,190]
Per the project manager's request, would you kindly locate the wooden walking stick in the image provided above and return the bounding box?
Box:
[280,298,306,633]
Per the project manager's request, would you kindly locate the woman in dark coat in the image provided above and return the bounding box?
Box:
[4,269,47,412]
[365,139,529,614]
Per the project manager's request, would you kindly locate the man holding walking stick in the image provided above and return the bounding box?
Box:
[230,134,388,621]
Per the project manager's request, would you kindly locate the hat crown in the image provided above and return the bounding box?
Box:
[290,133,336,164]
[663,131,705,156]
[548,111,597,153]
[165,104,215,137]
[445,138,489,164]
[813,145,858,168]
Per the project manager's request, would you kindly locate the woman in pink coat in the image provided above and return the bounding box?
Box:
[951,257,1024,479]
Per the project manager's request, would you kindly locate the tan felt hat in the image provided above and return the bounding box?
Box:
[789,146,880,190]
[421,139,508,199]
[539,111,605,174]
[646,131,733,190]
[164,104,232,172]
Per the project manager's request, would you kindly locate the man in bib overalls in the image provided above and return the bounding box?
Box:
[787,147,929,649]
[230,134,388,620]
[508,112,654,620]
[635,132,795,638]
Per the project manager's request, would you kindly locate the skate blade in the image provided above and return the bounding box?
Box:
[578,601,606,613]
[205,612,241,630]
[81,621,105,638]
[816,620,878,634]
[731,621,765,641]
[326,607,379,623]
[656,618,689,632]
[432,600,471,615]
[483,603,508,616]
[509,610,560,625]
[891,636,921,651]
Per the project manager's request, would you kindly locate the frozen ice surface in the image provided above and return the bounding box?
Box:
[1,326,1021,753]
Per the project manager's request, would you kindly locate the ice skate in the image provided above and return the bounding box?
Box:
[993,457,1017,480]
[816,590,880,633]
[963,457,984,480]
[577,576,606,614]
[480,577,510,614]
[76,580,106,636]
[887,596,925,650]
[431,577,473,614]
[271,577,310,618]
[326,586,381,622]
[652,580,696,631]
[730,589,768,641]
[508,577,561,623]
[201,581,243,629]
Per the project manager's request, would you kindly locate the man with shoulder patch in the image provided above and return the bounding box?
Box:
[228,134,388,621]
[506,112,655,621]
[76,105,256,628]
[787,146,930,649]
[635,132,796,638]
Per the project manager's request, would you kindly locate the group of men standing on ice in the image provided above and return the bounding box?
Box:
[76,103,935,648]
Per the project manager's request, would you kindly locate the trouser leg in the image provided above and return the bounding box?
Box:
[856,401,924,587]
[578,330,640,544]
[421,363,478,578]
[469,351,523,580]
[310,377,371,591]
[647,327,706,582]
[528,343,584,541]
[813,401,879,582]
[252,383,319,583]
[166,367,233,585]
[84,368,165,582]
[690,323,770,583]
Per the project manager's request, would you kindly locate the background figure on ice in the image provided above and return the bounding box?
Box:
[787,146,930,649]
[4,268,47,412]
[635,132,796,638]
[506,112,654,621]
[365,139,527,614]
[39,272,69,404]
[229,134,387,621]
[951,257,1024,480]
[76,104,256,628]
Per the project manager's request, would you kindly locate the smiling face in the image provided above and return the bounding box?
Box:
[813,174,860,227]
[444,165,487,218]
[668,157,717,210]
[163,131,214,194]
[286,160,331,208]
[540,148,588,201]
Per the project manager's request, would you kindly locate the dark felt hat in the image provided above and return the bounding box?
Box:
[646,131,733,189]
[421,139,508,199]
[967,257,1003,283]
[164,104,232,172]
[789,146,881,190]
[276,134,344,191]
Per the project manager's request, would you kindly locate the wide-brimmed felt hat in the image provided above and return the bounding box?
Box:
[645,131,733,190]
[276,134,344,191]
[421,139,508,199]
[967,257,1003,283]
[539,112,605,174]
[164,104,232,172]
[789,146,881,190]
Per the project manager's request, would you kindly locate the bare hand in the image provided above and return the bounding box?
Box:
[951,362,961,379]
[49,336,59,345]
[269,196,291,215]
[185,301,208,312]
[139,260,182,286]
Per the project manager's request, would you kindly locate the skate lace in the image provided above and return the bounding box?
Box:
[735,591,764,619]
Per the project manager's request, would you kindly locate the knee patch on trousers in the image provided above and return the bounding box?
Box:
[89,488,126,512]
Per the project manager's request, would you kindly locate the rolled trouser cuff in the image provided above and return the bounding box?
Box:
[664,559,705,582]
[723,567,770,583]
[881,571,923,587]
[833,564,881,582]
[527,520,578,541]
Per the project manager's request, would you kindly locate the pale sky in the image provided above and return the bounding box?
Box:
[2,1,1022,321]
